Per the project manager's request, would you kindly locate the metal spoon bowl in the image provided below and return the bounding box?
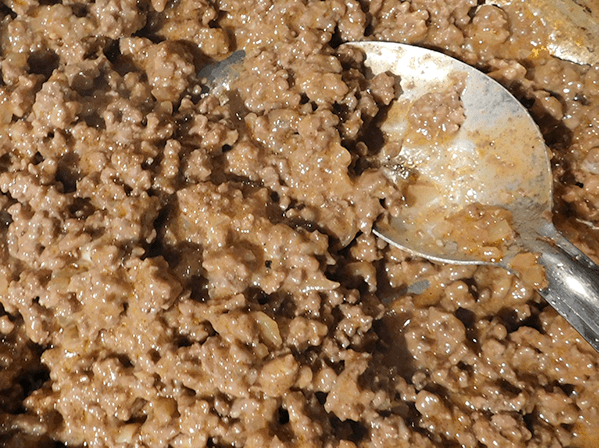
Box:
[345,41,599,352]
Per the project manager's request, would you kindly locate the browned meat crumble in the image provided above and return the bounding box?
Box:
[1,0,599,447]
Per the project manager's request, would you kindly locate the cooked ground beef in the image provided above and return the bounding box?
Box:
[1,0,599,447]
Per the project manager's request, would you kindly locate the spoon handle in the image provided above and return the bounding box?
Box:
[534,222,599,351]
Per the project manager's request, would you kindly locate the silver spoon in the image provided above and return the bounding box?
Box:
[345,41,599,352]
[198,50,246,102]
[198,44,599,351]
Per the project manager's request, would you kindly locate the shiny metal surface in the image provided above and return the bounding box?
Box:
[345,41,599,352]
[198,50,246,102]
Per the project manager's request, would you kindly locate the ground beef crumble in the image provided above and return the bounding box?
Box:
[0,0,599,447]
